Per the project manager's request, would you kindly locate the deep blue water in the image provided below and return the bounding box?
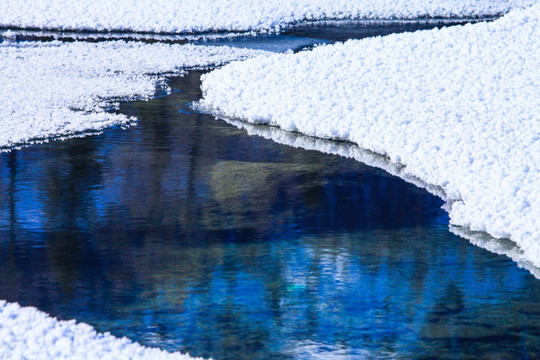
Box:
[1,21,540,360]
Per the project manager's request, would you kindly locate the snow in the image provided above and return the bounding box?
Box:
[450,226,540,278]
[0,40,268,149]
[0,0,535,34]
[0,28,257,42]
[200,5,540,268]
[0,300,204,360]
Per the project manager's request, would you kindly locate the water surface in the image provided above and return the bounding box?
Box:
[0,21,539,360]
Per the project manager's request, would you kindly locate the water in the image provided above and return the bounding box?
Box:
[1,22,540,360]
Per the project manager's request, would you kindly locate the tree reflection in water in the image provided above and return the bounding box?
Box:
[0,71,539,360]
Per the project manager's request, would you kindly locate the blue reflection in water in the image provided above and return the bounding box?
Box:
[0,27,539,360]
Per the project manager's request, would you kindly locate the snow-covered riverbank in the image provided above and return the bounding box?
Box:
[0,301,202,360]
[200,5,540,267]
[0,41,268,149]
[0,0,534,34]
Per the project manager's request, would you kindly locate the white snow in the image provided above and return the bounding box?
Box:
[200,5,540,268]
[0,300,203,360]
[0,40,268,149]
[0,0,535,34]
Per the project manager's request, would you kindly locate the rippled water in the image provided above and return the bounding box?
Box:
[1,21,539,360]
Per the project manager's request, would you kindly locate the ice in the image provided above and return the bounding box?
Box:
[0,300,203,360]
[0,0,535,34]
[0,40,268,149]
[200,5,540,268]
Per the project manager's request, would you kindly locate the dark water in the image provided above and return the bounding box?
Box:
[282,18,493,43]
[1,23,540,360]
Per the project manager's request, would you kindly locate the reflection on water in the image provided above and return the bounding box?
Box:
[218,116,540,280]
[1,71,540,359]
[282,18,494,42]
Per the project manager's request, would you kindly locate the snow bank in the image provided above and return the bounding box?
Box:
[200,6,540,267]
[0,0,535,34]
[0,40,267,149]
[0,301,203,360]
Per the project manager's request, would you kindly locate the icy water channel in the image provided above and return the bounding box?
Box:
[1,20,540,360]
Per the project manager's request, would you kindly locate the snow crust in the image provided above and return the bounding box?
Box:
[200,5,540,267]
[0,0,535,34]
[0,301,203,360]
[0,40,267,149]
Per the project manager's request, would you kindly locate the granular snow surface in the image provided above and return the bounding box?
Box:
[0,40,267,149]
[0,0,535,34]
[0,301,203,360]
[200,5,540,268]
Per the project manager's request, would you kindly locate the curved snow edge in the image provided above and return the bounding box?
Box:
[0,300,206,360]
[0,0,536,34]
[0,41,270,151]
[199,5,540,271]
[200,115,540,278]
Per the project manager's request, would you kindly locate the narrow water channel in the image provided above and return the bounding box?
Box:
[0,21,539,360]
